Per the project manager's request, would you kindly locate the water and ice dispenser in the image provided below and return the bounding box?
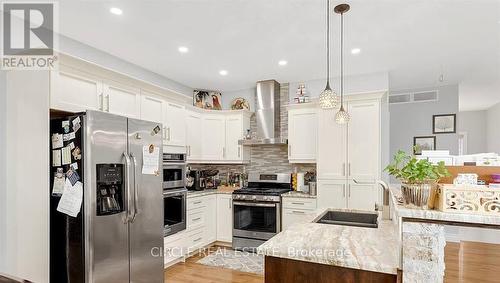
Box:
[96,164,124,215]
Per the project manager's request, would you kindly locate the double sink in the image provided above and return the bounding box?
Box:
[314,210,379,228]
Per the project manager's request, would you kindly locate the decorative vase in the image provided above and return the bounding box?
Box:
[401,181,437,209]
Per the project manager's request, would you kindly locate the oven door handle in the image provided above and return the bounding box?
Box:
[163,190,187,197]
[232,201,277,207]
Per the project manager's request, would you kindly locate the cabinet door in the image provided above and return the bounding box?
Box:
[202,115,225,161]
[140,92,165,124]
[104,82,140,118]
[317,180,347,210]
[288,108,317,163]
[225,115,243,161]
[348,182,378,211]
[186,111,203,161]
[50,68,103,112]
[317,108,347,180]
[204,195,217,244]
[216,195,232,242]
[282,209,317,231]
[165,102,186,147]
[347,100,380,181]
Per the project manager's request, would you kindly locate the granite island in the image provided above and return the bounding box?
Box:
[257,186,500,283]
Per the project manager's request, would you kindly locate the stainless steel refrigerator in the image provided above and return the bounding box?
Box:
[50,110,164,283]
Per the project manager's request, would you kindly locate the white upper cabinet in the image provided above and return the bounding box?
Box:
[202,115,225,161]
[186,111,203,161]
[288,107,318,163]
[165,102,186,147]
[225,115,243,161]
[104,82,141,118]
[50,68,103,112]
[317,108,347,180]
[347,100,380,181]
[140,91,165,124]
[224,113,251,162]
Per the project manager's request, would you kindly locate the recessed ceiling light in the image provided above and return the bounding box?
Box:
[278,60,288,66]
[219,70,228,76]
[178,46,189,53]
[110,7,123,15]
[351,48,361,55]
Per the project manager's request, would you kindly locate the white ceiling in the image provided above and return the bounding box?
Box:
[55,0,500,111]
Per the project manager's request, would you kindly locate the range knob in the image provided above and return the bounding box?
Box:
[252,196,257,200]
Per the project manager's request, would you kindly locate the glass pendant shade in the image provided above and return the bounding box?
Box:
[335,106,350,124]
[319,84,339,109]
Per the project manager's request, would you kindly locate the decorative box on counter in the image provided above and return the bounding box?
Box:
[436,184,500,215]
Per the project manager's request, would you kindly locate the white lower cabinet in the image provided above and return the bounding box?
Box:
[163,193,228,267]
[317,180,347,210]
[216,194,233,242]
[282,197,317,231]
[317,180,378,211]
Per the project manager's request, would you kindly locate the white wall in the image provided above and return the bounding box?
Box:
[1,71,50,282]
[487,102,500,153]
[457,110,487,154]
[59,35,193,97]
[390,84,459,157]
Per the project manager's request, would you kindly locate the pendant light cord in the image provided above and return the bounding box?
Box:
[326,0,330,88]
[340,11,344,106]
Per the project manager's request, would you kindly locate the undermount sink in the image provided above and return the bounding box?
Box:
[314,210,379,228]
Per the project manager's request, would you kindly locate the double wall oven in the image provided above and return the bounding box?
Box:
[232,173,292,251]
[162,153,187,236]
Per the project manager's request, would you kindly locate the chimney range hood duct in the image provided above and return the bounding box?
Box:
[239,80,287,145]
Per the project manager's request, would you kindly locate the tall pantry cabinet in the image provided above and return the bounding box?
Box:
[317,92,388,211]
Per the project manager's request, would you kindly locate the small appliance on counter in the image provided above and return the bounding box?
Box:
[186,168,220,190]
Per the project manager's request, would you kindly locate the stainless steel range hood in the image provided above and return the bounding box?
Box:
[239,80,287,145]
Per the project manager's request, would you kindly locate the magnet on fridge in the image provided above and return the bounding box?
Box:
[52,133,63,149]
[62,121,70,134]
[72,117,81,132]
[68,142,75,150]
[52,150,62,166]
[61,146,71,165]
[70,162,78,171]
[72,146,81,160]
[67,170,80,186]
[151,125,161,136]
[63,132,75,141]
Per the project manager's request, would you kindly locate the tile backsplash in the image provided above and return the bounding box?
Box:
[189,83,316,176]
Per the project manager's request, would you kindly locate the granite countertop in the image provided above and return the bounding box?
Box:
[187,186,239,197]
[257,209,400,275]
[390,186,500,226]
[281,191,317,198]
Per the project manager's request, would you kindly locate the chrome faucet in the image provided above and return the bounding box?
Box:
[353,179,392,220]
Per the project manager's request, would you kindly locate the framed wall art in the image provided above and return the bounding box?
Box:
[413,136,436,155]
[433,114,456,134]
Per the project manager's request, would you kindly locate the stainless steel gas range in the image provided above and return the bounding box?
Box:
[232,173,292,251]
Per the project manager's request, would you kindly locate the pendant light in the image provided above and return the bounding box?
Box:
[334,4,350,124]
[319,0,339,109]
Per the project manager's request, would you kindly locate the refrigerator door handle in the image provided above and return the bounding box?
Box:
[130,153,139,222]
[123,152,132,224]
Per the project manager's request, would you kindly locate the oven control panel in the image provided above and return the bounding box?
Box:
[232,194,281,202]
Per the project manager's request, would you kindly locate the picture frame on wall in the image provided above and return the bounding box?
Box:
[433,114,456,134]
[413,136,436,155]
[193,90,222,110]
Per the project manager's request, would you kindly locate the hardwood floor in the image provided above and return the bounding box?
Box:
[444,241,500,283]
[164,246,264,283]
[166,242,500,283]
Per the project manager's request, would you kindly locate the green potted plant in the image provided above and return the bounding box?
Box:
[385,149,450,209]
